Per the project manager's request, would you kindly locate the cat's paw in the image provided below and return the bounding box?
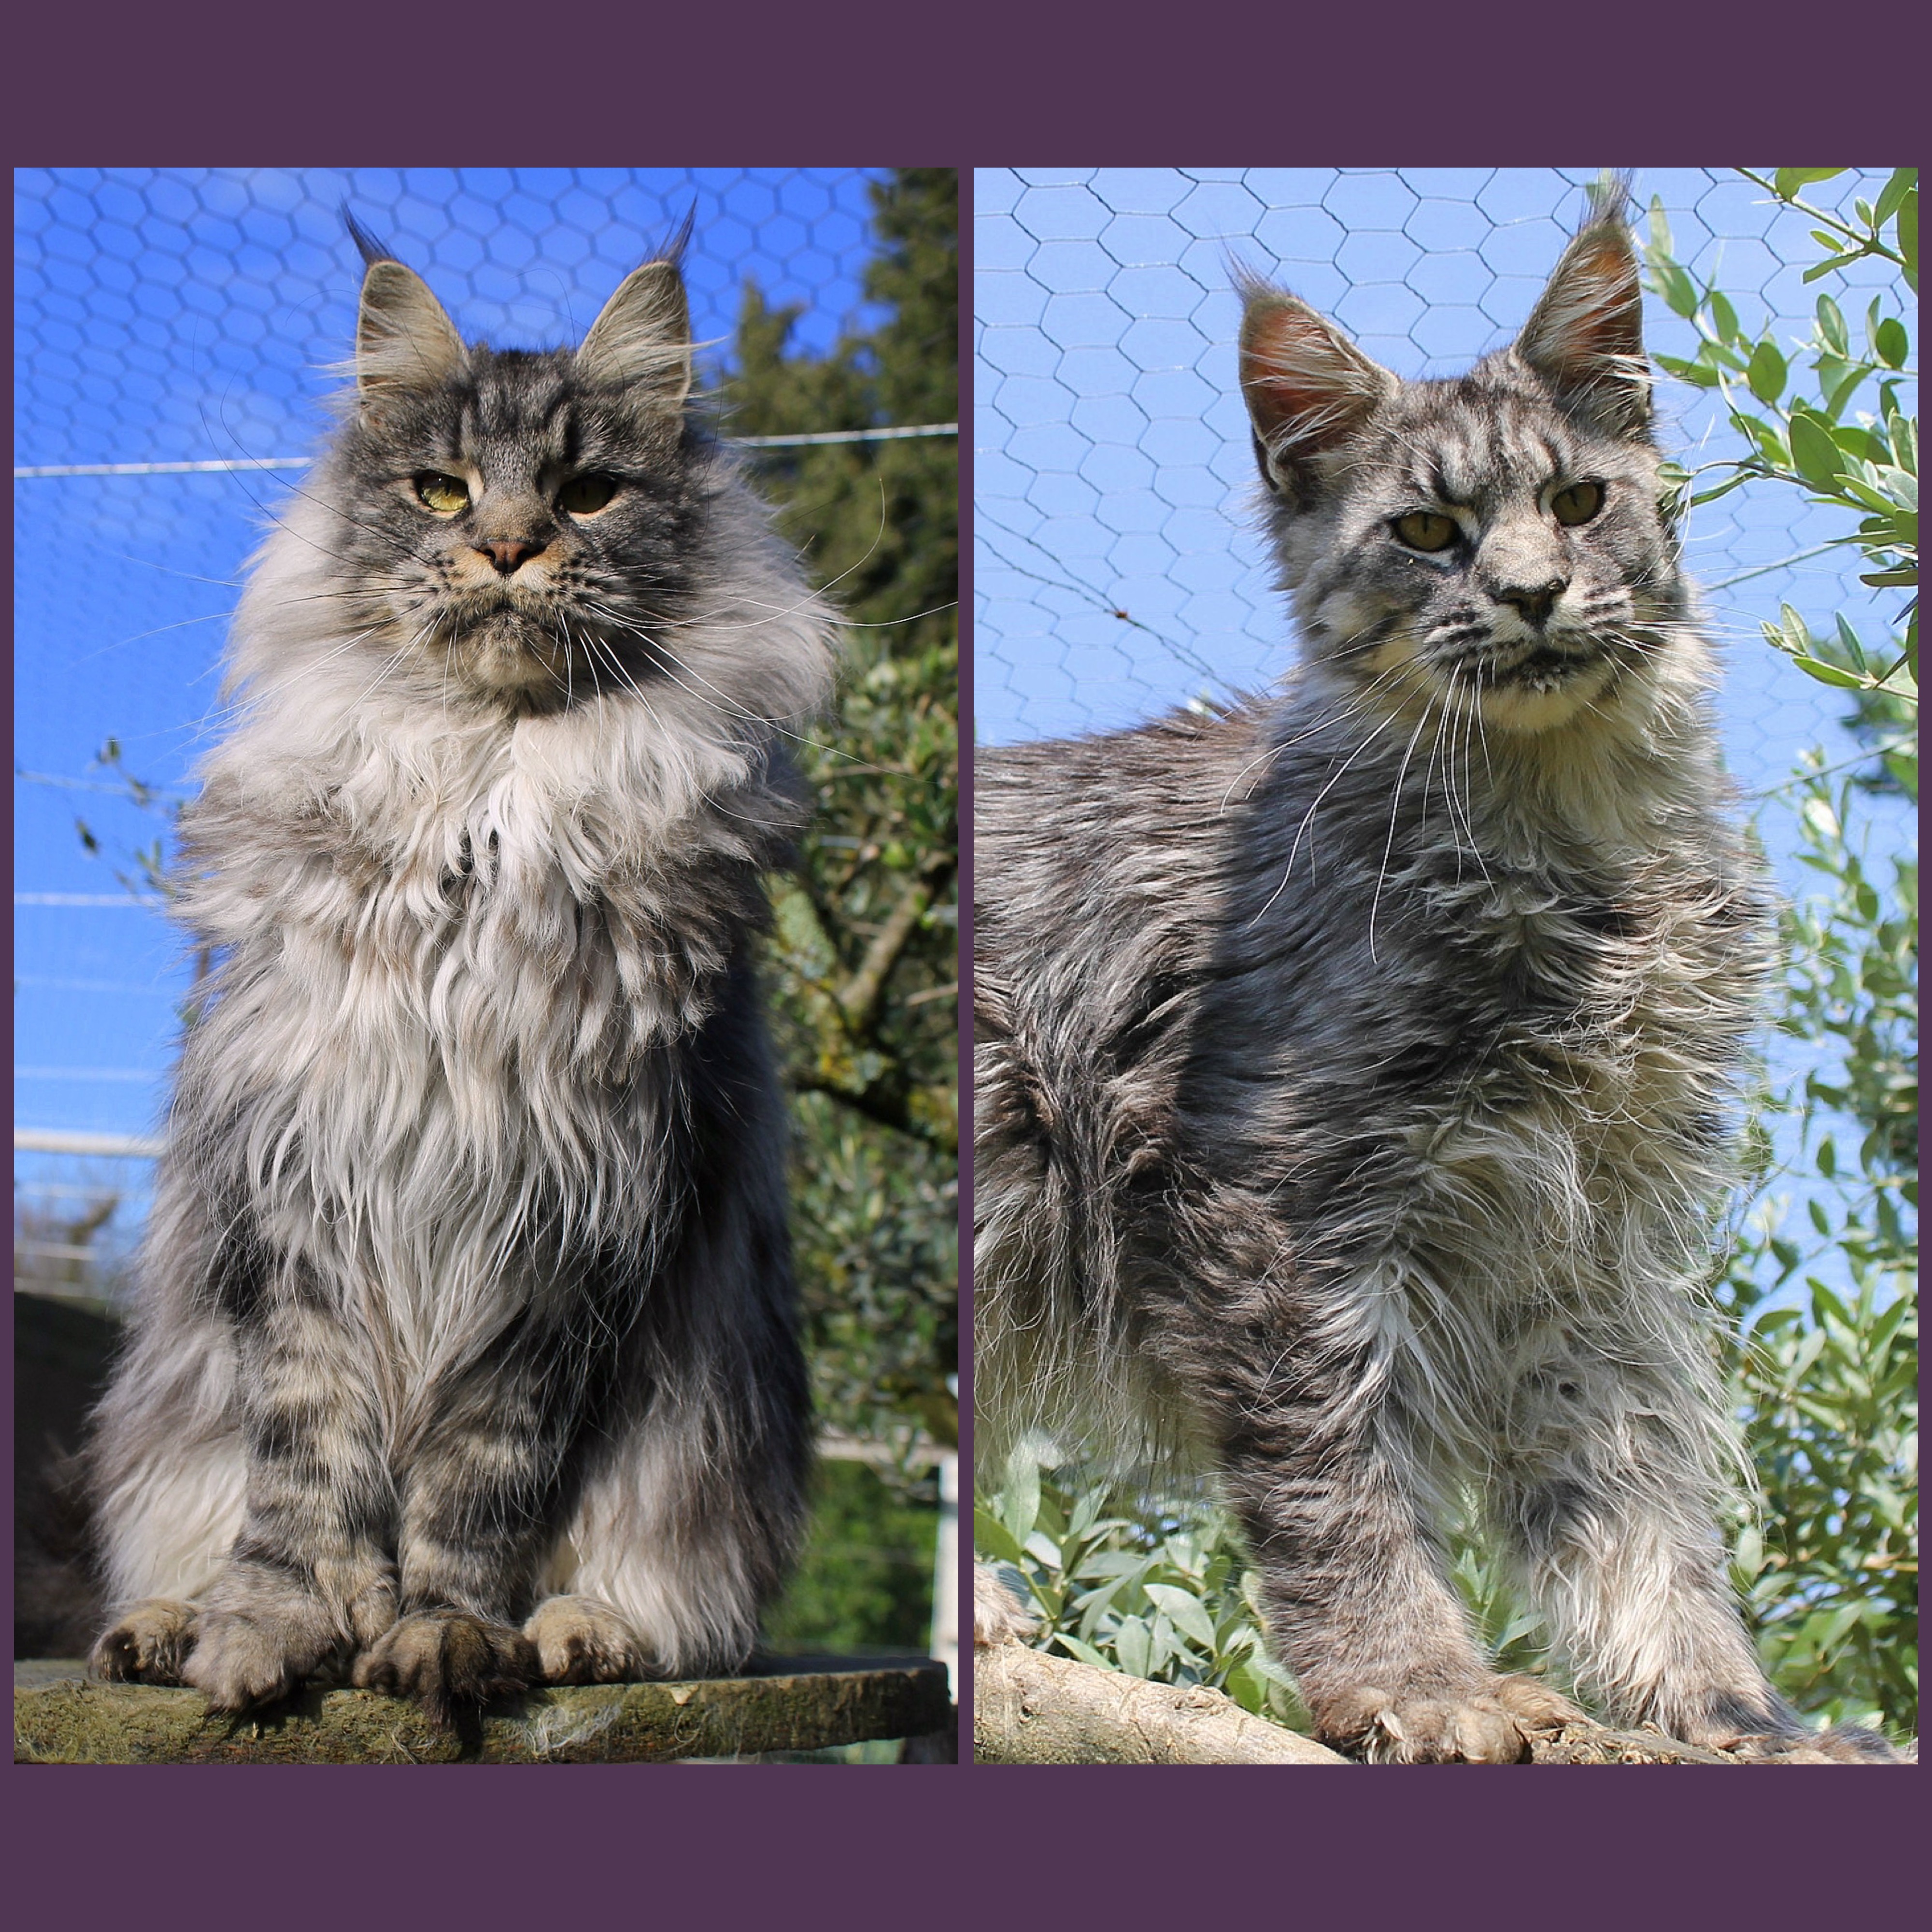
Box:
[973,1563,1039,1648]
[176,1559,354,1712]
[524,1594,645,1684]
[1666,1700,1908,1763]
[181,1602,344,1713]
[1321,1675,1583,1764]
[90,1598,198,1685]
[353,1609,537,1721]
[1723,1725,1906,1764]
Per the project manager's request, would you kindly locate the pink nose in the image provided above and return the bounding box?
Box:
[478,538,544,575]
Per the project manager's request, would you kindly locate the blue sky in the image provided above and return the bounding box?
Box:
[14,167,889,1241]
[975,168,1905,775]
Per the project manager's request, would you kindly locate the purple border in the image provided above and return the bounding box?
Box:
[6,0,1921,1923]
[956,160,979,1760]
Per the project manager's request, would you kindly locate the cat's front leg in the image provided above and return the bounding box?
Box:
[180,1279,398,1712]
[1492,1338,1906,1763]
[1182,1303,1578,1762]
[356,1309,588,1717]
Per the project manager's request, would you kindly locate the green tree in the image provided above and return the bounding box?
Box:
[724,168,960,1461]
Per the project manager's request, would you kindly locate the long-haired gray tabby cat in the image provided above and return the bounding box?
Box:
[974,190,1898,1762]
[87,226,833,1718]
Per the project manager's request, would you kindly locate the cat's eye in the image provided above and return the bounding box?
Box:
[558,474,618,516]
[413,472,469,516]
[1551,481,1604,526]
[1393,510,1459,553]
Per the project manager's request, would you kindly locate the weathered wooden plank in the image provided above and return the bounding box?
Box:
[14,1656,953,1764]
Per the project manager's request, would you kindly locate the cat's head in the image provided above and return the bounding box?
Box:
[307,225,761,710]
[1238,188,1688,736]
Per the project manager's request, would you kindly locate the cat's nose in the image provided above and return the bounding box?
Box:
[1494,576,1568,625]
[478,538,546,575]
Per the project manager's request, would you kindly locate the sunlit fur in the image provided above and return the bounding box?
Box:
[87,237,835,1714]
[974,196,1898,1762]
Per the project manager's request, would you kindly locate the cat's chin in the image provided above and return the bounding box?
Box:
[1468,659,1616,734]
[450,625,573,700]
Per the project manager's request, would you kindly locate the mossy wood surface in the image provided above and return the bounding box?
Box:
[15,1655,952,1764]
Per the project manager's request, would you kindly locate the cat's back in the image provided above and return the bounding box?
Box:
[976,704,1262,990]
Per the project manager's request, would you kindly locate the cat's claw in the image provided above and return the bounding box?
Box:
[353,1608,537,1720]
[523,1594,651,1684]
[90,1597,199,1685]
[1323,1674,1583,1764]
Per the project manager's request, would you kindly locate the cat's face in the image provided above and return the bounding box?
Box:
[1240,206,1683,735]
[325,253,705,705]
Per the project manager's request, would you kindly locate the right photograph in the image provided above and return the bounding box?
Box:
[969,167,1916,1765]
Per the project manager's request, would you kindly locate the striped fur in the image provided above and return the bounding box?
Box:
[87,235,833,1717]
[975,196,1898,1762]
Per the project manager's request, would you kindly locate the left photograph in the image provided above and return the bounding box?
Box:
[14,167,960,1764]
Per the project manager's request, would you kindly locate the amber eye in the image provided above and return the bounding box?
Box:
[1552,481,1604,526]
[413,472,469,515]
[1393,510,1458,553]
[558,473,618,515]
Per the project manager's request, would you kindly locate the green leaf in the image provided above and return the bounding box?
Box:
[1874,167,1916,227]
[1656,260,1700,319]
[1747,339,1788,404]
[1874,316,1908,369]
[997,1455,1040,1544]
[1816,293,1849,356]
[1646,196,1675,258]
[1052,1631,1117,1671]
[1775,168,1848,199]
[1112,1614,1151,1679]
[1023,1529,1063,1568]
[973,1507,1029,1568]
[1656,352,1721,388]
[1801,794,1841,839]
[1789,411,1847,486]
[1144,1583,1221,1654]
[1790,655,1866,689]
[1708,288,1740,343]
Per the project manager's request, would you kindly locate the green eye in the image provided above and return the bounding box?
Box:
[558,474,618,515]
[1552,481,1603,526]
[413,472,469,515]
[1394,510,1458,553]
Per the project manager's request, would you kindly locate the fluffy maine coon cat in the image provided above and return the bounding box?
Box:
[87,226,834,1717]
[973,189,1900,1762]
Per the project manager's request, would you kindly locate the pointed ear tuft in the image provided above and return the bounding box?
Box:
[1236,275,1393,497]
[1512,206,1650,434]
[575,258,693,414]
[355,259,466,402]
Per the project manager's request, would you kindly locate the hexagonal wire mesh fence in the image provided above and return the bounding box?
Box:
[973,165,1914,1296]
[14,166,952,1287]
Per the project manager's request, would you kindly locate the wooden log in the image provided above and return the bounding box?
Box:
[14,1655,953,1764]
[973,1643,1349,1765]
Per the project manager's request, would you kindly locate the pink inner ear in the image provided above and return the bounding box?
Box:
[1539,234,1643,373]
[1240,303,1372,451]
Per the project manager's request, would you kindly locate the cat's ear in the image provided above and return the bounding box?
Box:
[355,259,467,402]
[576,259,693,414]
[1512,206,1650,434]
[1237,279,1394,497]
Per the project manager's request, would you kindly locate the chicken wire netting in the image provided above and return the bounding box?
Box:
[974,165,1905,781]
[972,164,1915,1302]
[14,166,907,1287]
